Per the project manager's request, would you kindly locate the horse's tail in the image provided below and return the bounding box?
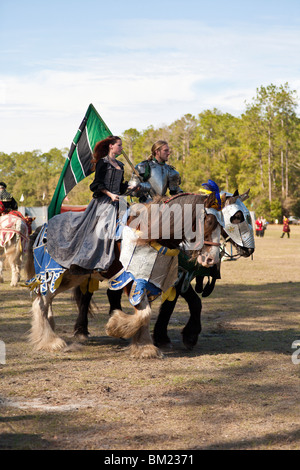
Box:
[24,226,42,280]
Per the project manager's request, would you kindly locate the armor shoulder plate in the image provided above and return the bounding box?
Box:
[135,161,150,181]
[167,164,182,192]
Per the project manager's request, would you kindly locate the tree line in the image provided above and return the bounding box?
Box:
[1,83,299,221]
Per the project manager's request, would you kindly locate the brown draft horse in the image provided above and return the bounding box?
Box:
[25,192,222,359]
[108,190,255,351]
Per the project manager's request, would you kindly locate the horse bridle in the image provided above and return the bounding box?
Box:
[203,240,221,246]
[194,208,222,253]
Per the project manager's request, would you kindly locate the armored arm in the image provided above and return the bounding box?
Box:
[128,161,152,198]
[168,166,183,195]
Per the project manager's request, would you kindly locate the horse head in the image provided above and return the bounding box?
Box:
[221,189,255,257]
[196,192,223,267]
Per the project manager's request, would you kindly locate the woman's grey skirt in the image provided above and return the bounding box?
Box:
[47,197,117,271]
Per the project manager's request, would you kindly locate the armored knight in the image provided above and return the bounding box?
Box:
[128,140,183,202]
[106,140,183,310]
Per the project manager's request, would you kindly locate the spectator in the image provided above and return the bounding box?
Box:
[0,182,18,213]
[280,216,290,238]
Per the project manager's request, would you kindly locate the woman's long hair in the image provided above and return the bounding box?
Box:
[91,136,121,171]
[147,140,168,161]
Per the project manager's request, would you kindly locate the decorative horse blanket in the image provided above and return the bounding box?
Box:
[0,212,29,252]
[109,226,179,305]
[26,222,179,304]
[26,224,66,295]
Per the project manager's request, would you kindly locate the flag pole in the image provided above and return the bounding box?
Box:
[121,150,142,181]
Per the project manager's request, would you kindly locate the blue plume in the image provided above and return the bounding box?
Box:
[201,180,221,209]
[202,179,219,193]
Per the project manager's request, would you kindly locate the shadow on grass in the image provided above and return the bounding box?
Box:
[194,427,300,450]
[1,281,299,358]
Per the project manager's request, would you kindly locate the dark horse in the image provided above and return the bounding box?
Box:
[25,192,223,359]
[107,190,255,351]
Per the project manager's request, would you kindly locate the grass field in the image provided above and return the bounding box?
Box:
[0,224,299,450]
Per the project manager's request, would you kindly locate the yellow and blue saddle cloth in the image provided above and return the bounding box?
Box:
[109,268,161,306]
[25,219,162,304]
[25,223,66,295]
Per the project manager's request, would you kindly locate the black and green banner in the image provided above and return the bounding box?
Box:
[48,104,112,219]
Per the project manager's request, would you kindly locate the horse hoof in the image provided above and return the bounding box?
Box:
[182,336,198,350]
[33,337,67,352]
[74,333,89,343]
[183,342,195,351]
[182,332,199,351]
[128,344,164,359]
[154,340,173,350]
[182,337,198,350]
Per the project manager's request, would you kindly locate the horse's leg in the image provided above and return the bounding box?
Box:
[10,259,21,287]
[107,288,123,315]
[28,291,67,351]
[73,285,93,340]
[4,238,22,287]
[0,257,3,283]
[106,294,162,358]
[47,300,55,331]
[180,284,202,350]
[106,283,148,339]
[153,286,181,348]
[129,323,163,359]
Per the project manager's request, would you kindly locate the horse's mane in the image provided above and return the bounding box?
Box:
[130,192,217,250]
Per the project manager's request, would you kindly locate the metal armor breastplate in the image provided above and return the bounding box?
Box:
[147,161,169,196]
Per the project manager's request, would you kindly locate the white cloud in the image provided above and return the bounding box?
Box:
[1,17,300,153]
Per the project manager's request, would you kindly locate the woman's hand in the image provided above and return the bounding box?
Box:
[109,193,119,202]
[100,189,119,201]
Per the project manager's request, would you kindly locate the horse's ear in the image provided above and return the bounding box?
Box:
[233,189,239,197]
[224,194,239,206]
[239,189,250,202]
[220,193,226,207]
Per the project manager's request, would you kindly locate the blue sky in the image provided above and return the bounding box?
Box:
[1,0,300,153]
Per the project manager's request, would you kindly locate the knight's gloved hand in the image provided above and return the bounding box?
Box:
[123,183,140,196]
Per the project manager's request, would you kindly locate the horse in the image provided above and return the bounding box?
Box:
[105,190,254,351]
[25,191,223,359]
[152,189,255,350]
[0,211,29,286]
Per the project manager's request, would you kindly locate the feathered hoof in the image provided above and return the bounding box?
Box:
[29,334,67,352]
[105,310,140,339]
[127,343,164,359]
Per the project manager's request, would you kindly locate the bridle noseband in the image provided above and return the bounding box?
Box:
[203,240,221,247]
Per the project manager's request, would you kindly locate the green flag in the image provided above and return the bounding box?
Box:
[48,104,112,219]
